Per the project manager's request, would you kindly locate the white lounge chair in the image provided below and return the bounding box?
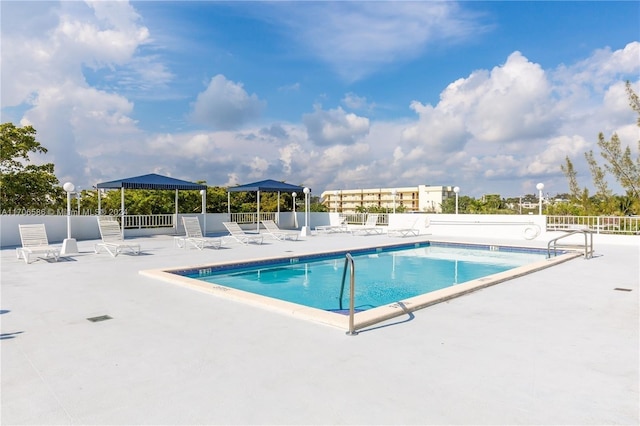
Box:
[387,218,421,237]
[315,213,349,233]
[95,216,141,257]
[351,214,384,235]
[16,224,60,264]
[177,216,222,249]
[261,220,299,241]
[222,222,263,245]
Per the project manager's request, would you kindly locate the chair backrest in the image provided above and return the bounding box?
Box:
[97,217,124,242]
[329,214,347,226]
[19,224,50,248]
[182,216,204,238]
[261,220,279,232]
[222,221,246,236]
[365,214,379,226]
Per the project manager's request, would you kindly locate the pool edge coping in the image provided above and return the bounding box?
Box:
[139,242,584,332]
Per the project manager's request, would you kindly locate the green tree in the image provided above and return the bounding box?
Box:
[302,196,328,212]
[562,81,640,215]
[0,123,62,212]
[206,186,230,213]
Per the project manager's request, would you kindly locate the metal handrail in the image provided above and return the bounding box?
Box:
[340,253,358,336]
[547,229,594,259]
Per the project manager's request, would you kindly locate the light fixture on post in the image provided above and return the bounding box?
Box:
[536,182,544,215]
[200,189,207,236]
[60,182,78,255]
[391,189,397,214]
[300,187,311,237]
[333,190,339,213]
[453,186,460,215]
[292,192,298,228]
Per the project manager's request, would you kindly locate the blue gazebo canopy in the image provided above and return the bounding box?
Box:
[227,179,303,193]
[96,173,206,191]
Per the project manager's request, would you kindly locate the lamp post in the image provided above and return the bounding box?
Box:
[300,187,311,237]
[60,182,78,255]
[292,192,298,228]
[453,186,460,215]
[519,195,522,214]
[76,186,82,214]
[333,190,339,213]
[391,189,397,214]
[536,183,544,215]
[200,189,207,236]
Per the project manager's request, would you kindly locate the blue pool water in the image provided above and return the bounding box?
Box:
[176,243,548,312]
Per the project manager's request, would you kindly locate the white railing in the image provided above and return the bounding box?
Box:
[93,212,640,234]
[546,215,640,234]
[230,212,277,224]
[341,213,389,226]
[122,214,175,229]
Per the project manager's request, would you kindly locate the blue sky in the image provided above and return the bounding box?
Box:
[1,1,638,199]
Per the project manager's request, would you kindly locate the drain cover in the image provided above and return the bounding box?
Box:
[87,315,113,322]
[614,288,632,292]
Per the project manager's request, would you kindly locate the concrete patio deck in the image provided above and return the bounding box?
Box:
[1,231,638,425]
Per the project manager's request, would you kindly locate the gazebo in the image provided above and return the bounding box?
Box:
[227,179,305,232]
[96,173,207,237]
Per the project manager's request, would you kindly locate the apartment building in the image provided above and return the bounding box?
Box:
[321,185,457,213]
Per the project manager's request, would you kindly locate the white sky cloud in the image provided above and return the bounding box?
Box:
[1,1,638,198]
[341,92,375,111]
[272,1,485,81]
[190,75,266,130]
[303,106,370,146]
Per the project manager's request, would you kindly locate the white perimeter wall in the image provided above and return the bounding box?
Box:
[2,212,636,248]
[0,213,299,247]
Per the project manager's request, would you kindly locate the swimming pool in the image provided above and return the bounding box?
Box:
[141,241,581,332]
[181,244,548,313]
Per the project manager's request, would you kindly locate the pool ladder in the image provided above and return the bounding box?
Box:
[340,253,358,336]
[547,229,594,259]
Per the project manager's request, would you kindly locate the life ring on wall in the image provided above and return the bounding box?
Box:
[523,225,541,240]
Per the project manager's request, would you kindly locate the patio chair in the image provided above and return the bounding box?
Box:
[222,222,263,245]
[95,216,141,257]
[261,220,299,241]
[351,214,384,235]
[315,213,349,233]
[16,224,60,264]
[387,218,421,237]
[177,216,222,249]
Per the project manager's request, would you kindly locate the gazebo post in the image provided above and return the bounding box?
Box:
[256,190,261,232]
[277,191,281,224]
[121,188,125,240]
[174,189,179,234]
[201,189,207,236]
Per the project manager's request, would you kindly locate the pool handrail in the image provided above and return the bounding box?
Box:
[341,253,358,336]
[547,229,594,259]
